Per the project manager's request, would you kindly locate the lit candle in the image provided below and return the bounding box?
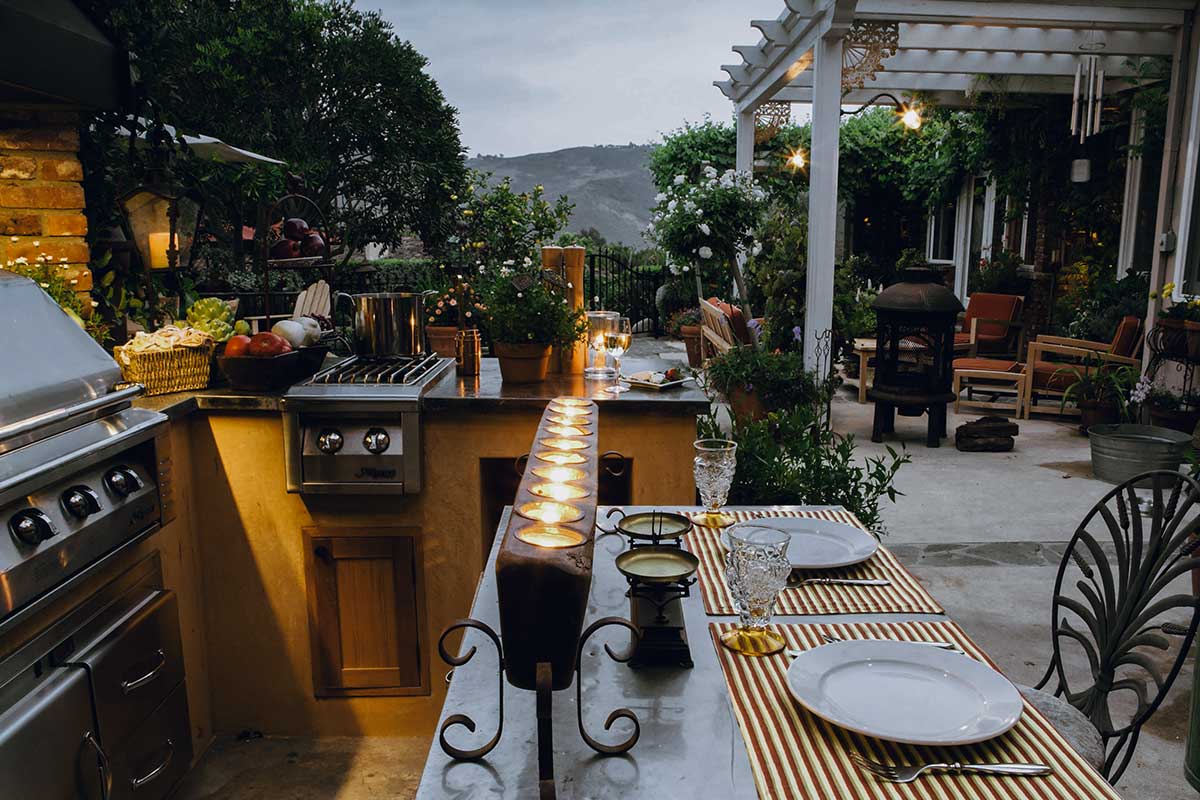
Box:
[148,231,173,269]
[534,451,586,465]
[546,424,588,437]
[549,398,592,409]
[541,437,587,451]
[547,414,592,427]
[516,525,585,548]
[531,465,586,483]
[517,501,583,524]
[530,482,590,502]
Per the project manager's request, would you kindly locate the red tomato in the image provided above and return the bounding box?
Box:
[224,335,251,357]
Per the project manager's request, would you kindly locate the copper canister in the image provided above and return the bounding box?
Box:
[456,329,481,375]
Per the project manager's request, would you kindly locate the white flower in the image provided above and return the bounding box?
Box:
[14,256,27,265]
[667,200,677,212]
[503,259,515,265]
[699,223,711,235]
[522,256,532,267]
[751,241,763,257]
[703,165,717,179]
[517,292,523,298]
[499,266,513,277]
[8,236,16,243]
[698,246,713,260]
[673,175,686,186]
[654,192,666,203]
[567,282,574,288]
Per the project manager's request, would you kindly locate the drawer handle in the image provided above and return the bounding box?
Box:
[130,738,174,790]
[121,649,167,694]
[83,731,113,800]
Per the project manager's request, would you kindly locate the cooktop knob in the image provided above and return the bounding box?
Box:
[104,466,141,498]
[363,428,390,454]
[9,509,55,546]
[317,429,344,454]
[61,486,101,519]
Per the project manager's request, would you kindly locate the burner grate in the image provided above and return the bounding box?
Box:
[314,353,442,385]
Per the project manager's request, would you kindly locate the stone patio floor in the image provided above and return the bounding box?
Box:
[175,337,1193,799]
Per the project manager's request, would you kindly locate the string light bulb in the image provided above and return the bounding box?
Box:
[900,105,922,130]
[787,149,807,170]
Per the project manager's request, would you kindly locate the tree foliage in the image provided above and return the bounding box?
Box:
[81,0,466,259]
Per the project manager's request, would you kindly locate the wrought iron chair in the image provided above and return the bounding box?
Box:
[1032,470,1200,783]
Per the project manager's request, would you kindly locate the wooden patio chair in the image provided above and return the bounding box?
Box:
[242,279,332,333]
[1020,314,1143,419]
[954,292,1025,358]
[1022,470,1200,783]
[699,297,742,360]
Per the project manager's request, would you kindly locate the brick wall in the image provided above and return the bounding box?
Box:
[0,108,92,308]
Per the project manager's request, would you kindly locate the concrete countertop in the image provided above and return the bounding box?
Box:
[416,505,948,799]
[422,357,710,412]
[135,356,711,420]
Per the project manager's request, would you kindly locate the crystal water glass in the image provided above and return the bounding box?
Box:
[693,439,737,527]
[721,523,791,655]
[585,310,618,379]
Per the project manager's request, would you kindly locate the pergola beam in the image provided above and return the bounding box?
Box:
[776,71,1111,97]
[873,50,1138,78]
[854,0,1187,30]
[898,24,1176,57]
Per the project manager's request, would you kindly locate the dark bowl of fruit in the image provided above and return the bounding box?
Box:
[217,333,329,391]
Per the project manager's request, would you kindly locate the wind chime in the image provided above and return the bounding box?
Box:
[1070,54,1105,142]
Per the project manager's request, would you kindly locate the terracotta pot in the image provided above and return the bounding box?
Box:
[1149,405,1200,435]
[728,385,767,421]
[1078,398,1119,434]
[494,342,552,384]
[1185,320,1200,360]
[1156,319,1189,359]
[425,325,459,358]
[680,324,702,368]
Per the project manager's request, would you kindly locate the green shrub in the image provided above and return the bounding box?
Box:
[698,405,909,533]
[481,273,586,347]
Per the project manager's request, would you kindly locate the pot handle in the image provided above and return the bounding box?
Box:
[333,291,354,326]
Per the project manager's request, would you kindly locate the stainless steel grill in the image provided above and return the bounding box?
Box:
[281,354,453,494]
[312,352,443,385]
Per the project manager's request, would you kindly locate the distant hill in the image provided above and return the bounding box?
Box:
[467,144,657,247]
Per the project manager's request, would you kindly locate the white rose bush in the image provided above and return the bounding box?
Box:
[644,164,767,304]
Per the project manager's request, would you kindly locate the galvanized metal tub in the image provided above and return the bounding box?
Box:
[1088,424,1191,486]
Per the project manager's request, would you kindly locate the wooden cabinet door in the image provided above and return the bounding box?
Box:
[303,528,428,697]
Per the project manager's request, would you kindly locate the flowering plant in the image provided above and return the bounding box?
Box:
[644,164,766,277]
[479,266,587,347]
[7,245,109,344]
[1151,282,1200,321]
[426,277,484,328]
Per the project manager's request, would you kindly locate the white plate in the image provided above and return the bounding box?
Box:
[623,377,689,391]
[786,640,1023,746]
[720,518,878,569]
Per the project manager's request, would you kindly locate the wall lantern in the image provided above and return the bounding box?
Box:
[118,184,202,272]
[842,92,923,131]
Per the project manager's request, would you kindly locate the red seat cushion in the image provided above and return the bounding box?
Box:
[954,358,1020,372]
[964,293,1022,341]
[1031,360,1079,392]
[1108,315,1142,357]
[706,297,751,344]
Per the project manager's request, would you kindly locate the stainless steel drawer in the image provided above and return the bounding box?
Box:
[108,680,193,800]
[0,665,106,799]
[79,590,185,748]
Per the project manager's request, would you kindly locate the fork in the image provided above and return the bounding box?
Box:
[788,576,891,588]
[850,752,1052,783]
[821,632,964,653]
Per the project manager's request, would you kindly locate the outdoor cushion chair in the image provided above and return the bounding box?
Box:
[1020,314,1143,418]
[954,292,1025,358]
[1023,470,1200,783]
[699,297,762,360]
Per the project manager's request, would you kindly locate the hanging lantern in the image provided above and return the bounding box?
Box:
[118,185,201,271]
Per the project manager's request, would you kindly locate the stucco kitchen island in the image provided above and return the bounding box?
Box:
[130,357,709,754]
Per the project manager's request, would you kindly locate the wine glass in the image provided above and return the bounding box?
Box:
[603,317,633,394]
[720,523,791,656]
[693,438,737,527]
[585,311,618,379]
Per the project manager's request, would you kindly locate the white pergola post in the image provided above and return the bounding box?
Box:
[731,109,757,315]
[805,32,843,370]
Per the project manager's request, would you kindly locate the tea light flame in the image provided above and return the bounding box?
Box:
[530,482,589,501]
[535,451,587,465]
[516,525,585,549]
[546,424,588,437]
[542,437,587,451]
[517,501,583,524]
[531,465,586,482]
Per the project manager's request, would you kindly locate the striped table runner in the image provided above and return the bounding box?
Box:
[685,510,943,616]
[710,620,1120,800]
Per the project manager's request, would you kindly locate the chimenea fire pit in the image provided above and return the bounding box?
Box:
[870,268,964,447]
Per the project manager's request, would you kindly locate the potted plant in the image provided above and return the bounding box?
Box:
[481,273,586,384]
[704,347,823,421]
[1060,357,1139,433]
[1150,282,1199,359]
[1144,385,1200,434]
[425,278,483,358]
[667,306,703,367]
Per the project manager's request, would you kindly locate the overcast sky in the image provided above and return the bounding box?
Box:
[372,0,785,157]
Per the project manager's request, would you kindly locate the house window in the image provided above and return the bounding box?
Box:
[927,200,956,263]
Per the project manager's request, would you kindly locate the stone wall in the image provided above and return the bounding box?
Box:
[0,108,92,309]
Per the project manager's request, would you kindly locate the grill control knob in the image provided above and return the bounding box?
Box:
[9,509,55,546]
[317,429,344,454]
[61,486,101,519]
[104,466,142,498]
[363,428,391,454]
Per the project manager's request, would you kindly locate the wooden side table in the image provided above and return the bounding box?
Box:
[952,364,1027,418]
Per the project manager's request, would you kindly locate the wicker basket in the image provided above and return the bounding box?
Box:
[114,341,215,396]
